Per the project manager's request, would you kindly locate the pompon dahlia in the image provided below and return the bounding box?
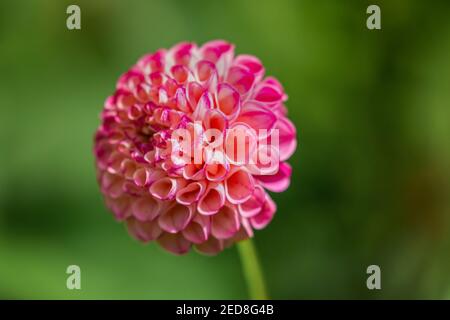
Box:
[94,40,297,255]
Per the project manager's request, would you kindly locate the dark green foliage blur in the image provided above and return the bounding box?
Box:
[0,0,449,299]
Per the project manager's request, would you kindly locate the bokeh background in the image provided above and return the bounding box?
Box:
[1,0,449,299]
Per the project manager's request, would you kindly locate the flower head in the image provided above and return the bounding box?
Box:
[94,40,297,254]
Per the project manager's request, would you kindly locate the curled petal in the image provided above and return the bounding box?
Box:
[197,183,226,215]
[176,181,207,205]
[158,203,193,233]
[204,109,228,132]
[127,218,162,242]
[234,54,265,82]
[171,65,191,84]
[276,117,297,161]
[133,168,165,187]
[131,196,160,221]
[107,152,125,175]
[101,173,124,199]
[137,50,165,74]
[149,177,185,200]
[240,217,254,238]
[224,123,257,166]
[170,42,195,66]
[256,162,292,192]
[238,185,266,218]
[226,66,255,96]
[253,83,284,106]
[175,87,191,113]
[246,143,280,176]
[192,92,213,120]
[264,76,285,93]
[157,232,191,255]
[225,168,255,204]
[200,40,234,78]
[186,81,204,108]
[116,70,145,91]
[215,83,241,120]
[250,194,276,230]
[195,237,224,256]
[211,205,240,239]
[204,160,229,182]
[224,220,253,248]
[127,104,143,120]
[196,60,217,83]
[133,167,150,187]
[105,196,132,220]
[182,214,210,244]
[201,40,233,63]
[183,163,205,181]
[122,181,145,196]
[235,101,277,138]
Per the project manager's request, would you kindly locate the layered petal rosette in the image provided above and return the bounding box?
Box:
[94,40,297,255]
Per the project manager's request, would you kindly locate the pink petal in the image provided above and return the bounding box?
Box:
[105,195,132,220]
[158,203,193,233]
[170,42,195,66]
[234,54,265,82]
[116,70,145,91]
[250,194,276,230]
[226,66,255,95]
[186,81,204,108]
[224,123,257,166]
[200,40,234,79]
[192,92,213,120]
[201,40,234,63]
[225,169,255,204]
[240,217,255,238]
[254,84,283,105]
[183,163,205,181]
[246,143,280,176]
[102,173,124,199]
[149,177,184,200]
[223,220,253,247]
[215,83,241,120]
[238,185,266,218]
[175,87,191,113]
[131,196,160,221]
[276,117,297,161]
[204,161,229,182]
[195,237,224,255]
[196,60,217,83]
[157,232,191,255]
[122,181,145,196]
[197,183,226,215]
[176,181,207,205]
[127,104,143,121]
[264,76,285,92]
[211,205,240,239]
[137,50,165,74]
[133,167,150,187]
[106,151,125,174]
[204,109,228,132]
[235,101,277,137]
[127,218,162,242]
[256,162,292,192]
[204,149,229,182]
[182,214,210,244]
[171,65,190,84]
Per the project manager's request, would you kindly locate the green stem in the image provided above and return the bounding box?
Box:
[237,239,269,300]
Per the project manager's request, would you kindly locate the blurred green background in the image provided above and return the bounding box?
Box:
[1,0,449,299]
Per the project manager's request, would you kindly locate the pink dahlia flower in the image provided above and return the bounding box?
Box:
[94,40,297,255]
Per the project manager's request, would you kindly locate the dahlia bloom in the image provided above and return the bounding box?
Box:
[94,40,297,255]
